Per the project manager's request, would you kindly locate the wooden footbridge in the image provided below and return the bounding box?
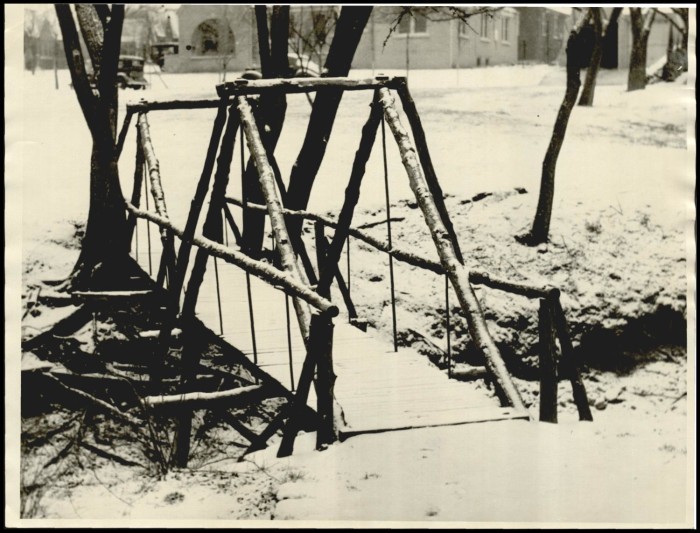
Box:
[84,76,591,464]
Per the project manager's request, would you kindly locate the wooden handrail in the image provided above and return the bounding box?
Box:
[225,196,558,299]
[127,98,225,113]
[217,76,404,97]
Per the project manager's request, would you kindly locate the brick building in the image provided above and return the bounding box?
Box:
[353,7,520,69]
[516,7,572,64]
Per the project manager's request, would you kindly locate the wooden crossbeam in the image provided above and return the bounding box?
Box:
[217,76,403,98]
[125,202,338,316]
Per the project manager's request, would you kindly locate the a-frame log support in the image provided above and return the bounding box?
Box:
[378,87,526,412]
[237,96,313,342]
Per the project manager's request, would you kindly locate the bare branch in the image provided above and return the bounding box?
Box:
[383,6,502,48]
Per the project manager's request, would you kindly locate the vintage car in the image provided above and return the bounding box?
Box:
[241,53,324,80]
[116,55,148,90]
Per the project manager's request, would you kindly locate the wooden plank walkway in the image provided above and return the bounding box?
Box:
[131,236,530,436]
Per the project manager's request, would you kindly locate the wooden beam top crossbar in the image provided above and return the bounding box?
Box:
[127,78,405,113]
[217,76,404,98]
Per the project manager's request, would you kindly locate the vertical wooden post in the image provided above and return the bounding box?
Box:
[314,312,337,449]
[314,220,326,276]
[181,106,240,318]
[278,312,336,457]
[115,109,134,161]
[538,298,558,423]
[551,295,594,421]
[278,322,319,458]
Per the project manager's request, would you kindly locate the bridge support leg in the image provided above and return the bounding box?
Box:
[314,314,337,448]
[551,295,594,421]
[278,312,337,457]
[538,298,558,423]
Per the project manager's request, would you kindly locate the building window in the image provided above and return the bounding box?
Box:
[502,16,510,42]
[190,18,235,56]
[397,14,428,35]
[479,14,489,39]
[459,20,470,39]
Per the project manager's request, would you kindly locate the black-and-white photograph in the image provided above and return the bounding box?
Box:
[5,4,695,527]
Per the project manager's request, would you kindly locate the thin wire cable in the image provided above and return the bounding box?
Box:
[144,164,153,276]
[346,237,351,323]
[285,294,295,392]
[382,117,398,352]
[213,257,224,335]
[446,274,452,379]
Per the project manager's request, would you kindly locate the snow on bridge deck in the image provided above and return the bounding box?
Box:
[132,240,529,437]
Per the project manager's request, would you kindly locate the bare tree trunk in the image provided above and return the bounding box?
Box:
[516,11,589,246]
[627,8,657,92]
[56,4,137,290]
[578,8,603,106]
[284,7,373,242]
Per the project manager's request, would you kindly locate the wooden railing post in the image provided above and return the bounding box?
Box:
[314,313,337,449]
[551,295,594,421]
[538,297,558,423]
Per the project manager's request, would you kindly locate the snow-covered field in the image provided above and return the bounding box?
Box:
[8,62,695,527]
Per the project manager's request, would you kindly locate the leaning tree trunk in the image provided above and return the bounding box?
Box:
[578,8,603,106]
[284,7,373,242]
[628,8,657,92]
[516,10,590,246]
[56,4,137,290]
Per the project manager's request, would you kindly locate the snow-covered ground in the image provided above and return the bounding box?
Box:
[9,62,695,527]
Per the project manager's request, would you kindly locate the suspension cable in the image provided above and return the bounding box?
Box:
[382,117,398,352]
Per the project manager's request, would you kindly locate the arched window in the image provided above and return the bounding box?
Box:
[190,18,235,56]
